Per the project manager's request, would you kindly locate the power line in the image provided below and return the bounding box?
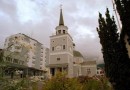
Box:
[111,0,121,32]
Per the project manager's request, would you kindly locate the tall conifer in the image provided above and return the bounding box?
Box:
[97,8,130,90]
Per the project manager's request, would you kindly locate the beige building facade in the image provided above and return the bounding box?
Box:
[81,61,97,77]
[73,51,97,77]
[48,8,74,77]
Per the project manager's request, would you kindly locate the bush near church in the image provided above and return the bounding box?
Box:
[43,72,113,90]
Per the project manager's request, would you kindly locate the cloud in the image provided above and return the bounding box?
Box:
[0,0,114,63]
[0,0,17,18]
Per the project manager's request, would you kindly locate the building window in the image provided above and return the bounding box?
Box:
[15,36,18,39]
[6,57,12,62]
[63,67,67,71]
[32,61,35,63]
[32,56,36,59]
[57,58,60,61]
[63,30,65,34]
[14,59,18,63]
[87,68,91,74]
[40,58,43,61]
[15,46,21,49]
[58,30,61,34]
[15,41,18,44]
[52,47,54,51]
[21,61,24,65]
[57,67,62,72]
[63,45,65,49]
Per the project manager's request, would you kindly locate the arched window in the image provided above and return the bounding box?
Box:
[63,30,65,34]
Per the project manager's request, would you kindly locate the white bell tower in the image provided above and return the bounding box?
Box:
[49,7,74,78]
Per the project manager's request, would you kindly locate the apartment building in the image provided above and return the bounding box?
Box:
[3,33,48,76]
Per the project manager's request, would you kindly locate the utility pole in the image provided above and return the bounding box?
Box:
[111,0,121,32]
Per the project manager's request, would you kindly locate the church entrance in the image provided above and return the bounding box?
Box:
[50,68,55,76]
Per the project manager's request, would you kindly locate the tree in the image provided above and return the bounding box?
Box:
[114,0,130,42]
[0,50,4,77]
[0,50,7,77]
[97,8,130,90]
[113,0,130,62]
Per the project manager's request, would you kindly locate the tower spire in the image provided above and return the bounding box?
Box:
[59,5,64,26]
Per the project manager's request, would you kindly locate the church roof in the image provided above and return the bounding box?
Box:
[81,61,96,65]
[73,50,83,57]
[59,8,64,26]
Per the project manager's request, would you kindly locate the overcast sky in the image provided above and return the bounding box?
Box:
[0,0,115,63]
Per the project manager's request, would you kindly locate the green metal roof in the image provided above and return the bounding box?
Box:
[73,50,83,57]
[6,63,27,69]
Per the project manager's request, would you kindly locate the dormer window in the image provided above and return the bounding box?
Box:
[58,30,61,34]
[63,30,65,34]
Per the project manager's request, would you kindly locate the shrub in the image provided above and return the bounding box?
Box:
[43,72,82,90]
[43,72,113,90]
[81,76,113,90]
[0,78,28,90]
[82,79,101,90]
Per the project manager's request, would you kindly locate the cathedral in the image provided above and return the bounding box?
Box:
[48,8,97,78]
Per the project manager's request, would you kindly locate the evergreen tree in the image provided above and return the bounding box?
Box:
[114,0,130,41]
[114,0,130,55]
[114,0,130,89]
[97,8,130,90]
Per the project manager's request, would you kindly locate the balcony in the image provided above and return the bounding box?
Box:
[32,61,35,64]
[32,56,36,59]
[13,45,22,53]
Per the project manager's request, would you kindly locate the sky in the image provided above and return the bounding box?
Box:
[0,0,115,64]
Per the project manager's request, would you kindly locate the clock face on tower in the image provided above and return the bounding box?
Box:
[56,46,61,51]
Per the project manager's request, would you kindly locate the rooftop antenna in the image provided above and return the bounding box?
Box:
[111,0,121,32]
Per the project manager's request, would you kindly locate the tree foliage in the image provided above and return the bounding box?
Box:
[114,0,130,41]
[43,72,112,90]
[97,0,130,89]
